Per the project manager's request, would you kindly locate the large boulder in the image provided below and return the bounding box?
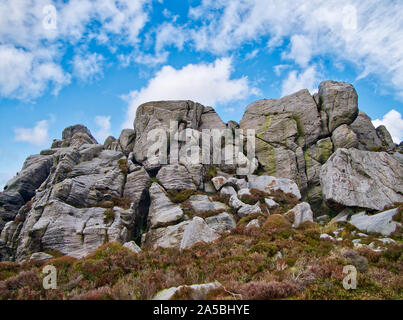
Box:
[320,148,403,211]
[248,175,302,200]
[350,111,383,151]
[286,202,314,228]
[187,195,228,215]
[318,81,358,132]
[331,124,358,150]
[180,217,220,250]
[205,213,236,233]
[147,183,184,229]
[143,221,190,250]
[349,208,400,236]
[156,164,197,190]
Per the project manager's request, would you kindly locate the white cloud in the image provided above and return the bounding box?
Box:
[183,0,403,100]
[73,52,104,82]
[372,109,403,144]
[122,58,258,128]
[245,49,258,60]
[0,45,70,99]
[94,115,112,143]
[155,23,186,52]
[281,66,320,97]
[0,0,150,99]
[14,120,50,146]
[282,35,312,68]
[273,64,291,77]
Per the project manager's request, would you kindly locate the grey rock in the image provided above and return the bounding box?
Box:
[211,176,227,191]
[15,200,132,261]
[133,100,205,167]
[30,252,53,262]
[180,217,220,250]
[187,195,228,214]
[248,175,302,200]
[220,186,237,197]
[205,213,236,233]
[349,208,400,236]
[350,111,383,150]
[264,198,279,210]
[318,81,358,132]
[123,166,151,206]
[153,282,222,300]
[286,202,314,228]
[103,136,122,152]
[228,195,245,210]
[237,203,262,217]
[376,125,395,149]
[143,221,190,250]
[330,208,354,224]
[118,129,136,155]
[157,164,197,190]
[320,148,403,210]
[123,241,141,253]
[148,183,184,229]
[320,234,335,241]
[331,124,358,149]
[241,89,322,146]
[246,219,260,228]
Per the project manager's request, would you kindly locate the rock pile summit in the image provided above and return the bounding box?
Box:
[0,80,402,262]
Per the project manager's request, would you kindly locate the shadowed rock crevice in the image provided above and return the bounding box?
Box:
[0,81,402,262]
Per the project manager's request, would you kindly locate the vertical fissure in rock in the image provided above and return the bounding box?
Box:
[133,189,151,246]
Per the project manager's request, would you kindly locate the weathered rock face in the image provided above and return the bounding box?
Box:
[240,89,322,191]
[156,164,197,190]
[320,148,403,211]
[349,209,400,236]
[147,183,184,229]
[318,81,358,132]
[180,217,220,250]
[0,81,400,262]
[350,111,383,151]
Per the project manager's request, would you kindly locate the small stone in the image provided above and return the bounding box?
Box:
[211,176,227,191]
[123,241,141,253]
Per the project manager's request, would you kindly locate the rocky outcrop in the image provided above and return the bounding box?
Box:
[0,81,401,262]
[321,148,403,211]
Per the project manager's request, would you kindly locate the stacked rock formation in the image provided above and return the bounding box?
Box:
[0,81,402,262]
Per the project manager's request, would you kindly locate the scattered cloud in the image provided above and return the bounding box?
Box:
[73,52,104,82]
[122,57,259,128]
[0,0,150,99]
[273,64,291,77]
[14,119,50,146]
[245,49,259,60]
[281,65,320,97]
[183,0,403,100]
[94,115,112,143]
[372,109,403,144]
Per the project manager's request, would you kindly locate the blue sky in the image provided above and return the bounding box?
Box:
[1,0,403,189]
